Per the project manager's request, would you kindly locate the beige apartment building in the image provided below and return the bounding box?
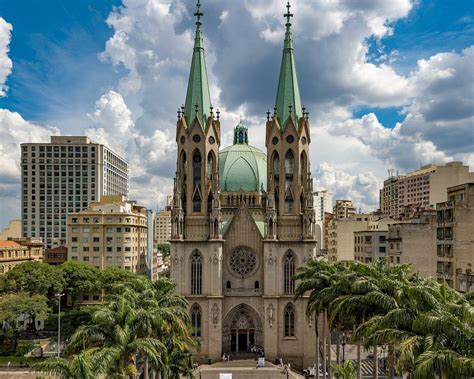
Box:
[380,162,474,219]
[333,199,356,220]
[328,213,393,262]
[436,183,474,292]
[154,210,171,246]
[21,136,129,248]
[67,195,148,274]
[354,230,388,263]
[0,238,44,274]
[0,220,22,240]
[387,210,438,278]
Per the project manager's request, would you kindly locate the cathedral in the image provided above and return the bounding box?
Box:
[170,1,317,369]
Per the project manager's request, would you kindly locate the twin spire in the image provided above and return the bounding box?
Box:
[183,1,302,128]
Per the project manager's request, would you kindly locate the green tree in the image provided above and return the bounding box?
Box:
[331,360,356,379]
[60,261,100,307]
[0,261,64,298]
[158,243,171,258]
[0,292,50,350]
[99,266,138,293]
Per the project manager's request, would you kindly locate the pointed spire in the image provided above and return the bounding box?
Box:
[184,0,212,128]
[274,1,302,127]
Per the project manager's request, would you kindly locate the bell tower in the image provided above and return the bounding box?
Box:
[265,1,315,240]
[172,0,221,241]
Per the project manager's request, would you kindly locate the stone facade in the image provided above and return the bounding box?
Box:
[0,238,43,274]
[169,2,317,369]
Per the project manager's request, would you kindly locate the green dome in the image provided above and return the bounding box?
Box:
[219,144,267,192]
[219,122,267,192]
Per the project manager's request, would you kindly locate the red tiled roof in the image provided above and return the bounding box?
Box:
[0,240,22,248]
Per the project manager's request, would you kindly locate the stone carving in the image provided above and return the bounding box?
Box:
[267,304,274,327]
[266,253,276,265]
[211,303,219,326]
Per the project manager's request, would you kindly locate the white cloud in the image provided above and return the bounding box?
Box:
[0,17,13,97]
[0,109,59,221]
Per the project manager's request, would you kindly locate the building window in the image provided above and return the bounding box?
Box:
[191,303,202,337]
[284,250,296,294]
[191,250,203,295]
[284,303,295,337]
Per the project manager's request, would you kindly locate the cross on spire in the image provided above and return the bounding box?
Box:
[194,0,203,27]
[284,1,293,28]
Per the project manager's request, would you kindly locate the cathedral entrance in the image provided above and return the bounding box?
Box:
[222,304,263,354]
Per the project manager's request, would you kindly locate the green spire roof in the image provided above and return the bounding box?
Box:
[275,2,302,127]
[184,0,212,128]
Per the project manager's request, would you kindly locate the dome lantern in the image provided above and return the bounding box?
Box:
[233,121,249,145]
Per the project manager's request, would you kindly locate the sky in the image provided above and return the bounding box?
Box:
[0,0,473,229]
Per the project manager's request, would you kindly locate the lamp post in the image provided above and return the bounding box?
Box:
[341,333,347,362]
[56,293,65,357]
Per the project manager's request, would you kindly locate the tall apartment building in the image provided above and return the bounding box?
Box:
[0,238,44,274]
[354,230,388,263]
[328,213,393,262]
[21,136,129,248]
[67,195,148,274]
[436,183,474,292]
[314,190,333,222]
[154,210,171,246]
[333,199,356,220]
[380,162,474,219]
[387,210,437,278]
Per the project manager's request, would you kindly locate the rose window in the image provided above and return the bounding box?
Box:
[229,247,257,277]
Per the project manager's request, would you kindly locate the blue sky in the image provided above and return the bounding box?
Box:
[0,0,473,228]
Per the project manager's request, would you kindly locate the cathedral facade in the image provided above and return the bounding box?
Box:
[170,2,317,369]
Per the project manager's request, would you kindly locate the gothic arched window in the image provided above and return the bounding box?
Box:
[284,151,294,213]
[207,151,215,180]
[191,303,202,337]
[193,150,202,189]
[300,151,307,184]
[284,250,296,294]
[192,150,202,213]
[191,250,202,295]
[284,303,295,337]
[272,152,280,211]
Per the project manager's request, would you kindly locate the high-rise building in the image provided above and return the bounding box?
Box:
[380,162,474,219]
[0,238,44,274]
[327,213,394,262]
[313,191,332,250]
[154,210,171,246]
[387,209,437,278]
[67,195,147,274]
[169,2,317,368]
[21,136,129,248]
[313,190,333,222]
[436,183,474,292]
[333,199,356,220]
[354,230,388,263]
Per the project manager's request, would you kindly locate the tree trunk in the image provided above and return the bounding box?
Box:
[357,342,362,379]
[144,357,149,379]
[316,313,320,379]
[373,344,378,379]
[326,311,332,379]
[388,344,395,379]
[322,311,327,379]
[336,329,341,365]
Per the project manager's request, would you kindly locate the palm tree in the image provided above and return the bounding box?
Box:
[32,348,114,378]
[331,360,356,379]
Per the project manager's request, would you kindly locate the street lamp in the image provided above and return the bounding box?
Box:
[341,333,347,362]
[56,293,65,357]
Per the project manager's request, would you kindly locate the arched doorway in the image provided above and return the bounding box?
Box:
[222,304,263,354]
